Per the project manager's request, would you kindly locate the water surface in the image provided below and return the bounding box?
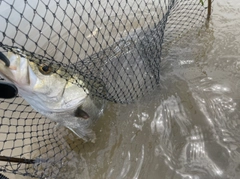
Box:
[3,1,240,179]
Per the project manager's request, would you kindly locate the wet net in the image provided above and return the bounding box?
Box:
[0,0,212,178]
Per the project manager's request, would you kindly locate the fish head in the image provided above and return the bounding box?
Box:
[0,51,88,113]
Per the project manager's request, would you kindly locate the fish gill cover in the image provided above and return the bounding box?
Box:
[0,0,212,178]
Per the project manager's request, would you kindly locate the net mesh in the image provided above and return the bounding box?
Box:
[0,0,212,178]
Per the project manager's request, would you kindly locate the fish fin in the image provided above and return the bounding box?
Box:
[68,127,96,143]
[74,106,90,119]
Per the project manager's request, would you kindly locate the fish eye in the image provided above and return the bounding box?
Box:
[39,64,52,75]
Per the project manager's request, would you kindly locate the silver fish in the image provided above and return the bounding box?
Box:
[0,50,105,142]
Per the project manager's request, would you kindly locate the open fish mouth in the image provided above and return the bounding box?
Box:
[0,52,10,67]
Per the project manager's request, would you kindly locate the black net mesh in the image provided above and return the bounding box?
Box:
[0,0,212,178]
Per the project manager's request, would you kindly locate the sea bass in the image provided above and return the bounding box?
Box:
[0,50,105,142]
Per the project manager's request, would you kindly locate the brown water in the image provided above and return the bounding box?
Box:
[3,0,240,179]
[72,1,240,178]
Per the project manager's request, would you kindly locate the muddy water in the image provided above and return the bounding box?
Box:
[2,1,240,179]
[75,1,240,178]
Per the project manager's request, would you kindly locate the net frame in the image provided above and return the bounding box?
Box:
[0,0,212,178]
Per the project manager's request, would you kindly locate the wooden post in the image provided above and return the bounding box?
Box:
[207,0,212,21]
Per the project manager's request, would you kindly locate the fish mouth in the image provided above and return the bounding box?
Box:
[0,51,32,87]
[0,52,10,67]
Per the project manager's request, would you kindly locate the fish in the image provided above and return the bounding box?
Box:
[0,50,105,142]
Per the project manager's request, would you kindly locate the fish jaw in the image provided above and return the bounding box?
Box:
[0,52,37,91]
[0,52,88,113]
[0,51,101,142]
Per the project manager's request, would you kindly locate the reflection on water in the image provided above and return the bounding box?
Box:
[146,1,240,178]
[95,1,240,178]
[4,1,240,179]
[28,1,240,179]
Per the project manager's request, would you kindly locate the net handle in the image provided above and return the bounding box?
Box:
[0,156,35,164]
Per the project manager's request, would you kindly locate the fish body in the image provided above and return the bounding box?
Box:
[0,51,105,142]
[0,14,165,142]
